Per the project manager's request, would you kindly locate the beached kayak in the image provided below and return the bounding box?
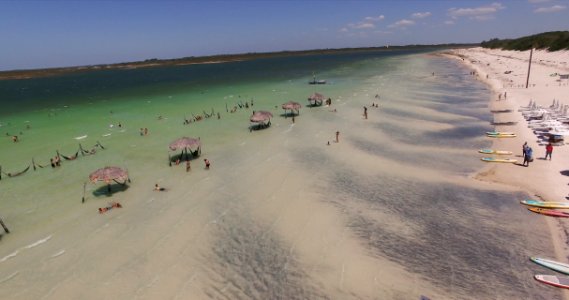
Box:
[531,257,569,275]
[521,200,569,209]
[478,149,513,155]
[486,131,515,135]
[481,157,517,163]
[528,207,569,218]
[534,275,569,289]
[486,133,517,138]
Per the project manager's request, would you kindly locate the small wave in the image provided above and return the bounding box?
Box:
[0,272,19,284]
[0,251,19,263]
[102,133,112,137]
[74,135,87,140]
[24,235,52,249]
[50,249,65,258]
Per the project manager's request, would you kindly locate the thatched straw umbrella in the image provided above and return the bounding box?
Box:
[250,111,273,131]
[169,137,201,163]
[308,93,324,106]
[85,166,130,201]
[281,101,302,116]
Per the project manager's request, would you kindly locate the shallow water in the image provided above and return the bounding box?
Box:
[0,51,560,299]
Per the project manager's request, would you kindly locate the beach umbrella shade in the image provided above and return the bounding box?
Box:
[281,101,302,111]
[169,137,201,151]
[308,93,324,101]
[250,111,273,123]
[89,166,129,184]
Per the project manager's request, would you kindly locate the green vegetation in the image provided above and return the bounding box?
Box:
[481,31,569,51]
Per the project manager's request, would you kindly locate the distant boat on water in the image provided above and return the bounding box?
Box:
[309,73,326,85]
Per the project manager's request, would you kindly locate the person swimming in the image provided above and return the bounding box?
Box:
[154,184,166,191]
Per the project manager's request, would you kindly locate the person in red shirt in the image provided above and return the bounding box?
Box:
[545,143,553,160]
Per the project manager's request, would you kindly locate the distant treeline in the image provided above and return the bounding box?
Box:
[0,43,477,80]
[481,31,569,51]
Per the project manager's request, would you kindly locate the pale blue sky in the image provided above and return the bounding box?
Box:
[1,0,568,71]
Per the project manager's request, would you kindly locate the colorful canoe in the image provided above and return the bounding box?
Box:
[486,131,515,135]
[531,257,569,275]
[481,157,517,163]
[528,207,569,218]
[478,149,513,155]
[520,200,569,209]
[534,275,569,289]
[486,133,517,138]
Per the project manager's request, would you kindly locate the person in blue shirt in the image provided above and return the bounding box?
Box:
[523,146,533,167]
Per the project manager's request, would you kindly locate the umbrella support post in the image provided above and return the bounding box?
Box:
[82,182,86,203]
[0,217,10,234]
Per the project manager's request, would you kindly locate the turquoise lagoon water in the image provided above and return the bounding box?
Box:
[0,50,561,299]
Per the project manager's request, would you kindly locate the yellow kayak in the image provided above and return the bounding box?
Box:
[478,149,513,155]
[521,200,569,209]
[481,157,517,163]
[486,131,515,135]
[487,134,517,138]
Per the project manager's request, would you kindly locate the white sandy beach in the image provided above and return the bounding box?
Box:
[449,47,569,297]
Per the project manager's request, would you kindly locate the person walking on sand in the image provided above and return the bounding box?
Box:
[545,143,553,160]
[363,106,368,119]
[186,160,191,172]
[523,146,533,167]
[204,159,210,169]
[522,142,528,159]
[335,131,340,143]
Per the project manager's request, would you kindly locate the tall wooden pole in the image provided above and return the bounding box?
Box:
[526,48,533,89]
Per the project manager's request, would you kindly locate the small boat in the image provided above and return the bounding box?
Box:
[309,79,326,85]
[478,149,513,155]
[481,157,517,163]
[520,200,569,209]
[309,73,326,85]
[534,275,569,289]
[531,257,569,275]
[528,207,569,218]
